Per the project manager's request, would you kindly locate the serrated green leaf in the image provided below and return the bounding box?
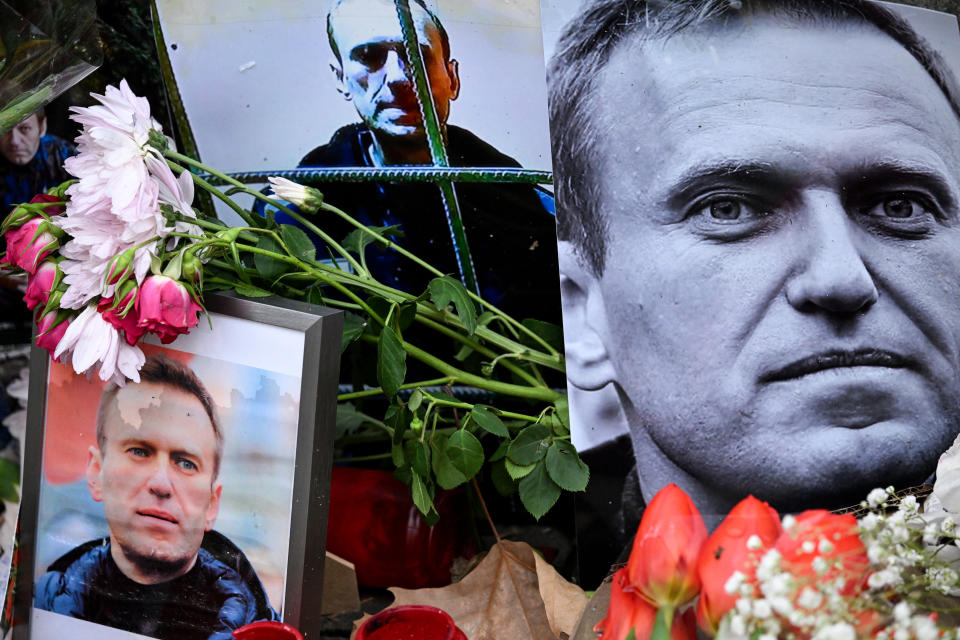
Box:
[431,438,467,489]
[505,458,535,480]
[541,413,565,437]
[377,325,406,399]
[306,285,325,305]
[341,311,366,352]
[281,224,316,263]
[0,459,18,502]
[335,402,371,439]
[554,397,570,431]
[490,439,509,462]
[386,404,409,445]
[518,462,562,520]
[454,344,474,361]
[428,275,478,334]
[507,423,551,465]
[445,430,484,479]
[234,283,273,298]
[545,440,590,492]
[253,235,288,279]
[519,318,564,352]
[408,388,424,412]
[343,224,402,255]
[404,440,431,477]
[391,442,405,468]
[491,460,517,496]
[410,470,435,518]
[470,405,508,437]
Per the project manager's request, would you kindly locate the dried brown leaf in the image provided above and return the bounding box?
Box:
[351,540,587,640]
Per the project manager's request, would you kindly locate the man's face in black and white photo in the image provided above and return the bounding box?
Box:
[582,15,960,511]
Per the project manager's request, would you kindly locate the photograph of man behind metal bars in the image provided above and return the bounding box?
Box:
[155,0,561,323]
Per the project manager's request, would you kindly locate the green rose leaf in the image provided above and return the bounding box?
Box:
[343,224,402,255]
[545,440,590,492]
[334,402,371,439]
[280,224,316,263]
[431,437,468,489]
[520,318,564,351]
[470,405,508,437]
[377,325,406,399]
[505,458,535,480]
[507,423,551,465]
[391,442,405,468]
[407,388,424,412]
[253,235,288,279]
[410,470,436,519]
[340,311,366,352]
[518,462,562,520]
[491,460,517,496]
[404,440,431,477]
[554,396,570,431]
[233,283,273,298]
[489,439,509,463]
[385,404,409,445]
[428,276,478,335]
[445,429,484,479]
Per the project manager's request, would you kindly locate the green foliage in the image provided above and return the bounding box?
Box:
[428,275,478,334]
[376,325,406,399]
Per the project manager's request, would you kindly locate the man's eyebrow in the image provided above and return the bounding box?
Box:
[845,160,958,212]
[665,161,784,208]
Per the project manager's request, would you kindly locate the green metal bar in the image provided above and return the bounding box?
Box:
[393,0,478,296]
[217,167,553,185]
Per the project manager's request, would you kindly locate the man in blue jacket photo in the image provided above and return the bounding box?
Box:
[34,355,277,640]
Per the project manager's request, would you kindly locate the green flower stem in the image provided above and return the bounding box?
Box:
[332,453,394,464]
[170,161,261,228]
[165,150,366,277]
[413,314,543,388]
[422,394,542,423]
[337,377,454,401]
[321,199,559,357]
[188,217,258,243]
[360,334,562,402]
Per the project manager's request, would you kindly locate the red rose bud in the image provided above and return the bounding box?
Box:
[23,261,59,311]
[625,484,707,610]
[696,496,782,634]
[136,275,202,344]
[28,193,65,215]
[36,310,71,360]
[104,248,136,287]
[775,510,869,598]
[98,282,145,346]
[2,217,60,273]
[0,194,63,235]
[595,569,695,640]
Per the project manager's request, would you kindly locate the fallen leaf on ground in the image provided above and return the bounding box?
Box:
[351,539,587,640]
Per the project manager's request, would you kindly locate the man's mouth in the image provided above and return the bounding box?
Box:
[136,509,178,525]
[760,349,912,383]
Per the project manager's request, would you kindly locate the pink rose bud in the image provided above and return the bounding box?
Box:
[2,218,59,274]
[36,311,70,360]
[23,261,59,310]
[104,248,136,287]
[136,275,203,344]
[0,193,63,235]
[98,282,145,346]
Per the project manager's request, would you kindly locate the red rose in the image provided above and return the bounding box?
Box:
[136,275,202,343]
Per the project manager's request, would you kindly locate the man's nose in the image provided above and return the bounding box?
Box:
[383,50,410,84]
[146,461,174,499]
[785,192,879,315]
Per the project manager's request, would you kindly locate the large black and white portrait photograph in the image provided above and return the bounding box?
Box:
[154,0,560,323]
[542,0,960,568]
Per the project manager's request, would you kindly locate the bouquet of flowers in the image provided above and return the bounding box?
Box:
[0,81,579,522]
[595,442,960,640]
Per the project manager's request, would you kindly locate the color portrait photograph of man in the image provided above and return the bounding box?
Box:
[547,0,960,538]
[34,355,279,640]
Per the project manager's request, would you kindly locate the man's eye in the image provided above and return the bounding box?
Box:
[127,447,149,458]
[691,196,767,223]
[862,194,932,219]
[353,45,388,68]
[175,457,198,472]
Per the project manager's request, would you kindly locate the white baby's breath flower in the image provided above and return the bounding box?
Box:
[818,538,835,554]
[812,556,829,574]
[899,495,919,516]
[867,487,890,508]
[893,601,912,624]
[752,599,772,619]
[802,540,816,553]
[812,622,856,640]
[782,514,797,531]
[725,570,746,595]
[859,513,881,532]
[747,534,763,550]
[796,586,824,610]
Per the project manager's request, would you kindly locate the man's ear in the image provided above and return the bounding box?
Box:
[204,482,222,532]
[37,115,47,138]
[558,240,616,390]
[446,58,460,101]
[86,446,104,502]
[330,60,351,101]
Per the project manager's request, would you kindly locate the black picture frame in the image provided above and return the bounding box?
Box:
[13,293,343,639]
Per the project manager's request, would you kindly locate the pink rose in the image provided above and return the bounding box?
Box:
[23,261,58,311]
[98,284,146,346]
[136,275,202,344]
[36,312,70,360]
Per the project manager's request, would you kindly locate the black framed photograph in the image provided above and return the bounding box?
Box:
[14,294,342,640]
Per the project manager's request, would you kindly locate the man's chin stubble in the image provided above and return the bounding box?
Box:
[120,544,192,579]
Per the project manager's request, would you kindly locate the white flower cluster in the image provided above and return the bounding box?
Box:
[717,489,960,640]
